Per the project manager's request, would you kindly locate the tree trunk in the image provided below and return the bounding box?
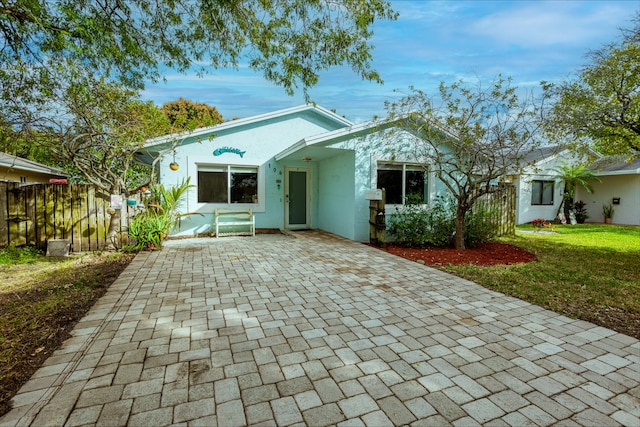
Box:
[454,204,466,250]
[563,196,573,224]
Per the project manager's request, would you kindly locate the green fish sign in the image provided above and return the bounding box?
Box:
[213,147,246,158]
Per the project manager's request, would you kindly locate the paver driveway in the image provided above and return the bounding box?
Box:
[1,231,638,426]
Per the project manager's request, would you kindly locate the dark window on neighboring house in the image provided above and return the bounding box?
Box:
[531,180,554,205]
[377,163,427,204]
[198,166,258,204]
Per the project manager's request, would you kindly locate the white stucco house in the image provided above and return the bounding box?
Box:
[510,146,582,225]
[576,157,640,226]
[135,104,449,242]
[510,146,640,226]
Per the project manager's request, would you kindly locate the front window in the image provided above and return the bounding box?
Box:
[377,162,427,204]
[531,180,554,205]
[198,165,258,204]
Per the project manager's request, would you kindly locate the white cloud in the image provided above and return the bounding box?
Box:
[468,1,631,47]
[140,0,637,122]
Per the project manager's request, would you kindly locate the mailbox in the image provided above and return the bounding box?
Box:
[364,189,383,200]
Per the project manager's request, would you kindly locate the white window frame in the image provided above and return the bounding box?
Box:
[196,164,264,210]
[375,161,429,207]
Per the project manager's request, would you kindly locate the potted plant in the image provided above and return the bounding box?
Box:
[602,203,614,224]
[574,200,589,224]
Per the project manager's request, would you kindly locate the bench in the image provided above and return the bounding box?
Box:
[214,208,255,238]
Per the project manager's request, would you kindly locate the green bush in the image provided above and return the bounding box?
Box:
[464,205,496,248]
[389,195,456,247]
[124,177,194,251]
[388,195,496,248]
[388,194,434,247]
[425,196,457,247]
[0,245,42,265]
[125,213,173,251]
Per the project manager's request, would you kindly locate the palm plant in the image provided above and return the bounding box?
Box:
[127,177,197,250]
[148,177,194,228]
[552,162,601,221]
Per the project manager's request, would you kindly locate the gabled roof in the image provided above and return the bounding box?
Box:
[142,104,353,150]
[0,152,68,177]
[590,156,640,176]
[274,120,387,162]
[521,145,564,164]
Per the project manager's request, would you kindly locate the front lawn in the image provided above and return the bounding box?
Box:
[0,249,134,416]
[442,224,640,338]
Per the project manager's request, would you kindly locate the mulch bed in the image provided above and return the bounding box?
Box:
[377,242,537,266]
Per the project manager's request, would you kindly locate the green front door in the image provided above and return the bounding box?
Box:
[285,167,310,229]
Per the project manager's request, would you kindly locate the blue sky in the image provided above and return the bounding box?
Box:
[141,0,638,123]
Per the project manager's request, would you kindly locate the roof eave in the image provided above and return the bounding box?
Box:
[144,104,353,150]
[594,168,640,176]
[274,120,387,161]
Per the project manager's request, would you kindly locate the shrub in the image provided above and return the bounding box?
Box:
[126,213,174,251]
[464,205,496,248]
[0,245,42,265]
[574,200,588,224]
[124,177,194,251]
[424,195,457,247]
[387,194,433,247]
[388,195,496,248]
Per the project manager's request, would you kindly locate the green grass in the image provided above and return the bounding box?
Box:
[0,248,134,415]
[0,246,43,265]
[516,223,640,251]
[443,224,640,337]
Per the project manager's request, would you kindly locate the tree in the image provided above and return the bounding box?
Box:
[1,62,228,246]
[162,98,223,131]
[1,0,397,210]
[1,62,172,246]
[2,64,167,191]
[0,0,397,93]
[552,163,600,221]
[384,76,549,250]
[547,15,640,155]
[0,121,53,165]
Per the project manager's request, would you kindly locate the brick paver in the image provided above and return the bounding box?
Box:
[1,231,638,426]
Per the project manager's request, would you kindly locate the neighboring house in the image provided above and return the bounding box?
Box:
[509,145,639,226]
[0,152,68,183]
[136,104,448,242]
[508,146,588,225]
[576,157,640,226]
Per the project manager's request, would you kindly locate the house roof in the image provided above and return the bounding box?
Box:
[521,145,564,164]
[590,156,640,176]
[0,152,68,177]
[139,104,352,154]
[274,120,388,162]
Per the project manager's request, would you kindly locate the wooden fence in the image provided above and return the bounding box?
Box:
[474,184,517,236]
[0,182,137,252]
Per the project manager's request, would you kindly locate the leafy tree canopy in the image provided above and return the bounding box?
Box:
[0,61,227,245]
[1,61,160,193]
[0,0,397,93]
[162,98,223,131]
[384,76,549,249]
[546,14,640,155]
